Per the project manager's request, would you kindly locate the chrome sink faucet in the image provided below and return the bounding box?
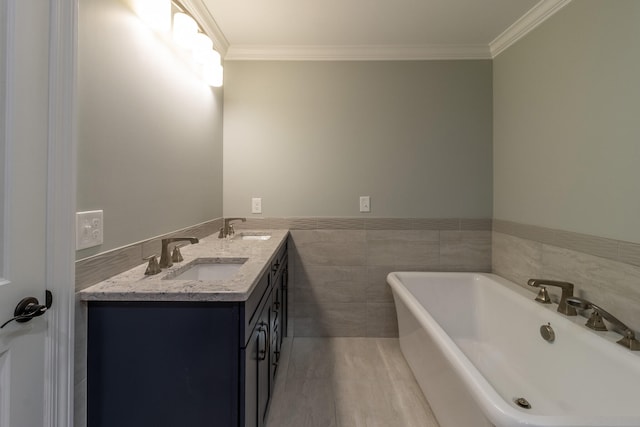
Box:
[218,217,246,239]
[159,237,199,268]
[566,296,640,351]
[527,279,577,316]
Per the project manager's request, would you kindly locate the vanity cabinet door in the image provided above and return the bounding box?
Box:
[87,302,239,427]
[256,299,271,427]
[280,258,289,340]
[270,284,281,388]
[243,325,259,427]
[272,253,288,343]
[243,293,272,427]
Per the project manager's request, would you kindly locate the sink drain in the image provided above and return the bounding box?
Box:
[514,397,531,409]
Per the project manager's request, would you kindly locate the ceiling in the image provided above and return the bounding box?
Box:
[198,0,571,60]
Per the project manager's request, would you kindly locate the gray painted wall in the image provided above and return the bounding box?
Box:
[494,0,640,243]
[223,60,493,218]
[76,0,224,259]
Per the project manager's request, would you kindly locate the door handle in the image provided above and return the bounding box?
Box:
[1,290,52,329]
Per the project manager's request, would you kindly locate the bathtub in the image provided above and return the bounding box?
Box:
[387,272,640,427]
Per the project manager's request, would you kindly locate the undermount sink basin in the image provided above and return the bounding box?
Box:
[167,258,247,281]
[236,232,271,241]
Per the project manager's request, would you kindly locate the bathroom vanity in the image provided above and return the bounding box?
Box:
[81,231,289,427]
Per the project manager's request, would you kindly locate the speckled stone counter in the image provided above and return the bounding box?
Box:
[79,230,289,302]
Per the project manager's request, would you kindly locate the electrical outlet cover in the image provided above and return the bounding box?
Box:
[359,196,371,213]
[76,210,104,250]
[252,197,262,214]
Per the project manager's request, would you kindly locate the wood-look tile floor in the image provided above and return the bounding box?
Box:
[266,337,440,427]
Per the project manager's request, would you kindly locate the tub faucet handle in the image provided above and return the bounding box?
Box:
[585,310,607,331]
[618,330,640,351]
[534,286,552,304]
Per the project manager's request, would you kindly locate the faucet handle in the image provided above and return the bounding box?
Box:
[534,286,552,304]
[171,245,184,263]
[618,331,640,351]
[585,310,607,331]
[144,255,161,276]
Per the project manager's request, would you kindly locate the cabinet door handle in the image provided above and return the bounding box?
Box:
[257,326,267,361]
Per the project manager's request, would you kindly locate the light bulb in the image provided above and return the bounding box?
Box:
[134,0,171,32]
[192,33,213,63]
[203,62,223,87]
[173,12,197,49]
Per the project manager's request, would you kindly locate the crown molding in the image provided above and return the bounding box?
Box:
[224,44,491,61]
[489,0,572,58]
[181,0,229,57]
[188,0,571,61]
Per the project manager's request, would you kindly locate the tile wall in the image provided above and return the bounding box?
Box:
[235,217,492,338]
[493,219,640,333]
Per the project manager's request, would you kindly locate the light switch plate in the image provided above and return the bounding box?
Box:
[251,198,262,214]
[359,196,371,213]
[76,210,103,250]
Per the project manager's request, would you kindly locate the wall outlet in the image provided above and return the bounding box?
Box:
[251,198,262,214]
[359,196,371,213]
[76,210,104,250]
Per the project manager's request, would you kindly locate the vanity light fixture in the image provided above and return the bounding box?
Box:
[133,0,171,32]
[192,32,214,62]
[133,0,223,87]
[203,51,223,87]
[172,12,198,49]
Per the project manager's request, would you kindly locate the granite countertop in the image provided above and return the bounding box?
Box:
[79,230,289,302]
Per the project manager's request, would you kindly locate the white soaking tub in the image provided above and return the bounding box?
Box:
[387,272,640,427]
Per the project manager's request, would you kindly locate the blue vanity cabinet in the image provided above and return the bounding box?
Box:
[87,301,241,427]
[87,243,289,427]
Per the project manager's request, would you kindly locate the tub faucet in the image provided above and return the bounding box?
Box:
[566,296,640,351]
[159,237,199,268]
[527,279,577,316]
[219,217,246,239]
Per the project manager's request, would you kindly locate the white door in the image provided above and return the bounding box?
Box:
[0,0,55,426]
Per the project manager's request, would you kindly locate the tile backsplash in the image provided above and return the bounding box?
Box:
[493,219,640,333]
[75,218,223,292]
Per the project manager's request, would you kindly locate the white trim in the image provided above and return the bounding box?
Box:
[225,44,491,61]
[43,0,76,426]
[489,0,572,58]
[0,349,10,427]
[0,0,5,279]
[0,0,14,282]
[181,0,229,58]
